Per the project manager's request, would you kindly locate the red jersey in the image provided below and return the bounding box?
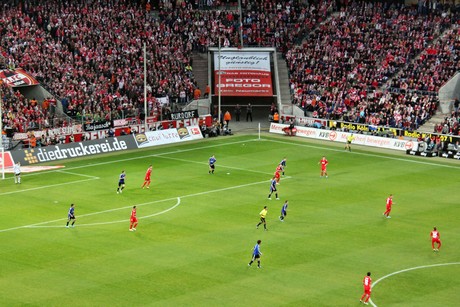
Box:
[276,165,282,172]
[320,158,328,170]
[363,276,372,290]
[130,208,137,221]
[431,230,440,240]
[274,171,280,179]
[386,197,393,208]
[145,167,152,180]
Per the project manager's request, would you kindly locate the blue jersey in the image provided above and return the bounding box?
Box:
[253,243,261,256]
[68,207,75,218]
[280,159,286,167]
[119,173,126,184]
[269,179,277,192]
[281,202,288,213]
[209,157,216,166]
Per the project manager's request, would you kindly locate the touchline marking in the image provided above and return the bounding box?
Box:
[0,177,289,232]
[0,178,99,196]
[369,262,460,307]
[22,138,259,176]
[267,138,460,169]
[56,170,100,179]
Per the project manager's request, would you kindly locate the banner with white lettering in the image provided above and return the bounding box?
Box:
[269,123,415,151]
[169,110,199,121]
[84,120,112,131]
[214,51,273,97]
[10,135,138,165]
[134,126,203,148]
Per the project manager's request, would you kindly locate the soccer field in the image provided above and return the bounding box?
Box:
[1,134,459,306]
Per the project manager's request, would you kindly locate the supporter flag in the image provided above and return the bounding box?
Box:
[0,68,40,87]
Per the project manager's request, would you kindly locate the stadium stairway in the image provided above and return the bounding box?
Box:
[191,52,209,97]
[277,53,293,114]
[417,112,447,133]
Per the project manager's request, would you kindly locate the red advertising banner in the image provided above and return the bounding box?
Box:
[0,68,40,87]
[214,52,273,97]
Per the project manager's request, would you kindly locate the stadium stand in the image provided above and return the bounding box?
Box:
[1,0,459,141]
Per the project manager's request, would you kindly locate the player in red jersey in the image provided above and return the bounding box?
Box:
[382,194,394,218]
[129,206,138,231]
[274,169,281,184]
[141,164,153,189]
[318,156,328,178]
[360,272,372,305]
[430,227,441,251]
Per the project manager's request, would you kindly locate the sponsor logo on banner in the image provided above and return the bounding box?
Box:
[329,131,337,141]
[214,51,273,97]
[405,141,414,150]
[189,126,202,135]
[0,68,40,87]
[135,126,203,148]
[134,134,149,147]
[10,136,137,165]
[177,127,190,139]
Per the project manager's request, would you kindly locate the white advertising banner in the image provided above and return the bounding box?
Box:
[269,123,416,151]
[133,126,203,148]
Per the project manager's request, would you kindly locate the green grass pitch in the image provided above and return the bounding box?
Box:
[1,134,459,306]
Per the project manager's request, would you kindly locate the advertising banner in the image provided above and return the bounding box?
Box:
[214,52,273,97]
[134,126,203,148]
[269,123,415,151]
[0,68,40,87]
[10,135,138,165]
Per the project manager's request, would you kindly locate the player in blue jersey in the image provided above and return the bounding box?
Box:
[117,170,126,194]
[208,155,216,174]
[248,240,262,268]
[279,157,287,175]
[66,203,76,228]
[268,177,279,200]
[279,200,288,221]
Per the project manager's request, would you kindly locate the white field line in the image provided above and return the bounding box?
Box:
[369,262,460,307]
[16,138,258,178]
[55,170,99,179]
[0,178,99,196]
[0,177,289,232]
[28,198,182,228]
[158,155,277,176]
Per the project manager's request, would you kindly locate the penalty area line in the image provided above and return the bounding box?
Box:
[369,262,460,307]
[27,198,181,228]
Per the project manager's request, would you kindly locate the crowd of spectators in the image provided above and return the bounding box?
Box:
[0,0,242,132]
[286,1,459,131]
[389,25,460,94]
[240,0,335,53]
[1,0,460,138]
[0,81,59,133]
